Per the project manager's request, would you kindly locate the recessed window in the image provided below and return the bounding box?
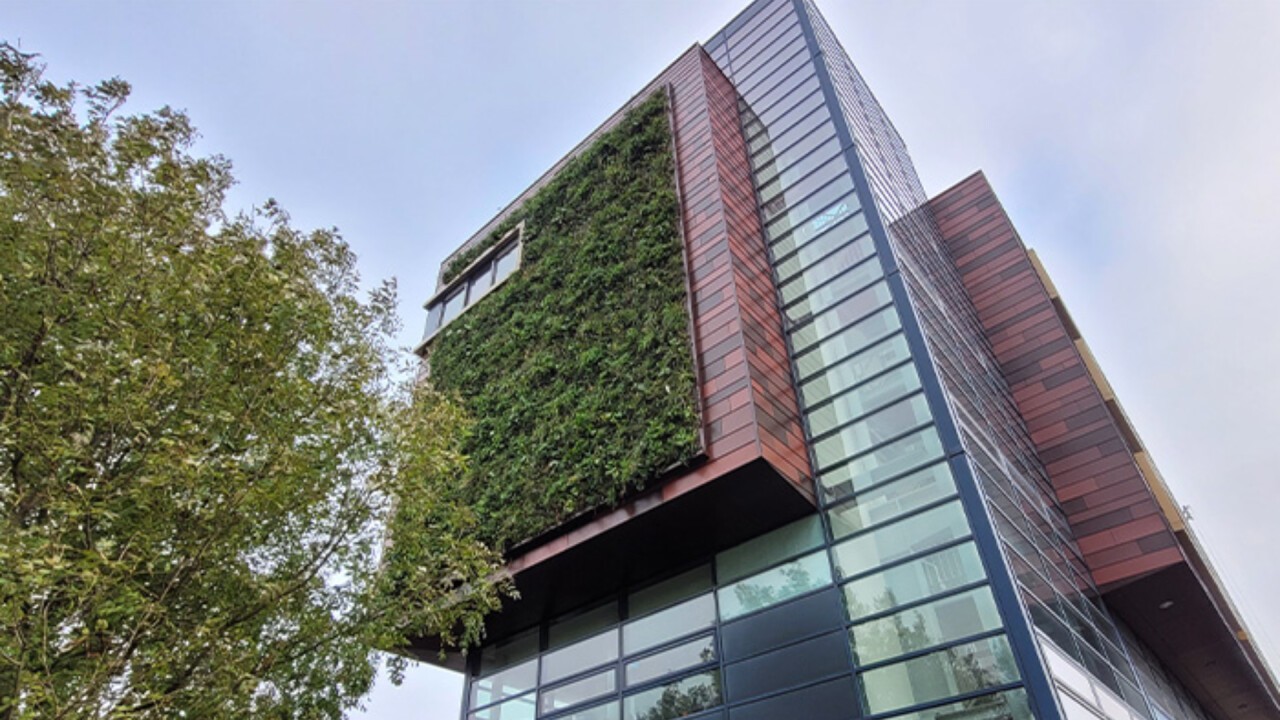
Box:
[422,223,524,344]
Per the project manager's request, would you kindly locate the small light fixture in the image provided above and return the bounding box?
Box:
[1158,600,1175,610]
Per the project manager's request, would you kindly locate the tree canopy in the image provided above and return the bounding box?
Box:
[0,43,505,718]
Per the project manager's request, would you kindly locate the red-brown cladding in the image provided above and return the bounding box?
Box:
[926,172,1183,590]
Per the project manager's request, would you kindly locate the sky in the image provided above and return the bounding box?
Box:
[5,1,1279,718]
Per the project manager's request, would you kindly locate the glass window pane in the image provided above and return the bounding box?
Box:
[791,280,894,354]
[735,25,804,80]
[622,670,722,720]
[730,8,797,68]
[441,288,466,325]
[785,254,887,326]
[622,593,716,655]
[739,42,810,99]
[879,689,1032,720]
[758,143,844,215]
[629,566,713,618]
[796,306,901,382]
[424,302,444,337]
[540,669,617,715]
[818,426,945,500]
[471,658,538,710]
[556,700,620,720]
[860,635,1020,715]
[760,153,844,224]
[827,461,956,540]
[807,363,923,439]
[550,603,619,648]
[718,550,832,621]
[780,233,878,307]
[813,393,932,470]
[775,212,870,283]
[832,500,971,579]
[542,630,620,684]
[479,627,539,675]
[843,542,987,621]
[468,261,494,301]
[470,693,537,720]
[625,635,717,687]
[800,333,911,407]
[750,100,828,161]
[494,243,521,282]
[750,68,818,125]
[850,586,1003,665]
[715,515,823,584]
[766,175,855,242]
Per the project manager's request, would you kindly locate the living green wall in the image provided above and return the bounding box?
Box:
[428,91,700,551]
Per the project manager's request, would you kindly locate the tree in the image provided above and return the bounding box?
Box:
[0,43,506,718]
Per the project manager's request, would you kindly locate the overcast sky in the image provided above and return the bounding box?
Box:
[5,1,1279,717]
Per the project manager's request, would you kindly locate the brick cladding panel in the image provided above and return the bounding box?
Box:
[673,50,813,493]
[927,173,1183,589]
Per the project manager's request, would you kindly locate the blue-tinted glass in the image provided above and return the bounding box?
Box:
[766,175,855,242]
[813,393,933,470]
[784,254,886,324]
[800,333,911,406]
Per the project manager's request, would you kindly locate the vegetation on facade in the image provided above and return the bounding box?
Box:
[0,44,506,718]
[428,90,701,550]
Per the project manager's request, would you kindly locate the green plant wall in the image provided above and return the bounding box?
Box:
[428,91,700,551]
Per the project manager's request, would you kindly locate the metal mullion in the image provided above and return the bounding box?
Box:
[827,493,963,547]
[860,682,1026,720]
[769,208,867,272]
[737,39,810,97]
[765,180,858,245]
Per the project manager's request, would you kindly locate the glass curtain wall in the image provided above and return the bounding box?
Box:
[796,1,1154,716]
[707,0,1035,717]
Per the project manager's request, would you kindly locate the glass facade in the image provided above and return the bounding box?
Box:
[452,2,1239,720]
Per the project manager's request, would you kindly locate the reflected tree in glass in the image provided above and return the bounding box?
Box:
[634,672,721,720]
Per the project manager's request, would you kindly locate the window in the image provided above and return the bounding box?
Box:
[422,223,524,342]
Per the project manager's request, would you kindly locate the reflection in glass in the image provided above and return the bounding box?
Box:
[813,393,932,470]
[878,689,1032,720]
[469,261,494,300]
[541,629,619,684]
[622,594,715,655]
[827,461,956,540]
[556,700,620,720]
[550,603,619,649]
[494,244,521,283]
[479,627,540,675]
[441,288,466,325]
[469,693,537,720]
[625,635,717,687]
[850,586,1003,665]
[766,175,855,242]
[715,515,823,583]
[807,363,922,439]
[860,636,1020,715]
[771,190,861,256]
[791,281,894,353]
[471,658,538,710]
[842,542,986,621]
[718,550,832,620]
[832,500,970,579]
[819,426,944,500]
[784,253,886,325]
[800,333,910,406]
[628,566,713,618]
[540,669,616,715]
[623,670,722,720]
[796,305,901,382]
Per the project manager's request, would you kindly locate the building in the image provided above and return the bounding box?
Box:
[409,2,1280,719]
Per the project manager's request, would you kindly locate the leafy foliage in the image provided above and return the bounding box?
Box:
[428,91,700,550]
[0,44,506,719]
